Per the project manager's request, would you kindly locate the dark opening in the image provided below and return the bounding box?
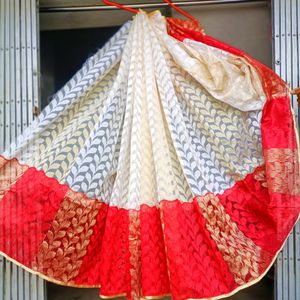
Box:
[40,26,120,109]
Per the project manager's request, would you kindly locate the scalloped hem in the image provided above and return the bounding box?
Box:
[1,212,299,300]
[0,153,300,299]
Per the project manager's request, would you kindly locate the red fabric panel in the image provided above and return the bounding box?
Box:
[261,96,298,149]
[98,207,130,297]
[73,203,108,286]
[0,167,68,266]
[218,171,299,256]
[160,200,237,300]
[140,205,170,296]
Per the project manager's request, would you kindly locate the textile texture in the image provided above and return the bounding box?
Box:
[0,11,299,300]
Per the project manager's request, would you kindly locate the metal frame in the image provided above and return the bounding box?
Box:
[272,1,300,300]
[0,0,45,299]
[39,0,267,12]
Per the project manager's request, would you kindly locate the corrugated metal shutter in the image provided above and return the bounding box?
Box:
[272,1,300,300]
[0,0,46,299]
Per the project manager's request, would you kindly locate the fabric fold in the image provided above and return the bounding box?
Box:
[0,10,299,300]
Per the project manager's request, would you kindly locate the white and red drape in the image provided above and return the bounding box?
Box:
[0,11,299,300]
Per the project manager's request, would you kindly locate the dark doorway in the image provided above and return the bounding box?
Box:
[40,26,120,109]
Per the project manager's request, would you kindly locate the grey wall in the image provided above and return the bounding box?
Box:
[0,0,45,299]
[272,1,300,299]
[174,2,272,67]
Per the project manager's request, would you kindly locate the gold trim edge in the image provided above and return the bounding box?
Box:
[0,211,299,300]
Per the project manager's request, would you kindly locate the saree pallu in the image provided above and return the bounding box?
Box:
[0,11,299,300]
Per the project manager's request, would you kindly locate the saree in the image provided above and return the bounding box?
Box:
[0,10,299,300]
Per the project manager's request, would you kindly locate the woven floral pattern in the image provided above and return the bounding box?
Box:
[0,10,299,300]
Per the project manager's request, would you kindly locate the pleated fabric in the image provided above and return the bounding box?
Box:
[0,11,299,300]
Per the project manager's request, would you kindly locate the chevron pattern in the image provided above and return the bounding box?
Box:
[2,12,265,210]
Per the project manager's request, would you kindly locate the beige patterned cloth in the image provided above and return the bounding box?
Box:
[4,11,265,209]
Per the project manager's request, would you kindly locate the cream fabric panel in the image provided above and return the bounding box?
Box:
[0,0,45,299]
[5,12,265,210]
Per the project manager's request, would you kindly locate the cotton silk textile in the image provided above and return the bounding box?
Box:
[0,11,299,300]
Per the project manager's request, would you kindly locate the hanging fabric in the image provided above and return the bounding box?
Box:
[0,10,299,300]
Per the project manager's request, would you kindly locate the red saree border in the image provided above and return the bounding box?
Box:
[0,153,299,299]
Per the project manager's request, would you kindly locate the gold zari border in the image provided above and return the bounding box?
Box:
[264,148,300,195]
[1,212,299,300]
